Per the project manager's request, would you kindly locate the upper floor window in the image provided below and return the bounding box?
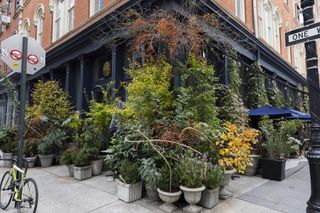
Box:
[265,4,273,45]
[34,5,45,44]
[273,11,281,52]
[235,0,245,22]
[52,0,74,41]
[295,4,304,25]
[90,0,104,16]
[67,0,74,31]
[21,19,30,36]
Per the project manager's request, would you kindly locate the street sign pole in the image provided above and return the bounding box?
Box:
[17,37,28,170]
[300,0,320,213]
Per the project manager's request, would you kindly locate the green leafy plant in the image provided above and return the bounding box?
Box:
[73,148,91,167]
[119,159,140,184]
[176,54,219,127]
[158,163,180,192]
[37,129,66,155]
[247,63,269,108]
[139,158,161,190]
[61,147,78,165]
[268,82,285,108]
[0,127,17,153]
[177,157,206,188]
[27,80,72,124]
[203,164,224,190]
[228,51,241,95]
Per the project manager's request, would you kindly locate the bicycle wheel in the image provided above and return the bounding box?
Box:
[0,171,13,209]
[19,178,38,213]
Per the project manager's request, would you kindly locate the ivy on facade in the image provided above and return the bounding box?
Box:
[268,81,285,108]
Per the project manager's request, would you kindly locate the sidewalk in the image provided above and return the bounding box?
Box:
[0,163,310,213]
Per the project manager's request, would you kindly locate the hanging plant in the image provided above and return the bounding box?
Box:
[247,63,269,108]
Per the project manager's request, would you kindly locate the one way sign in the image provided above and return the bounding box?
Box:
[285,22,320,46]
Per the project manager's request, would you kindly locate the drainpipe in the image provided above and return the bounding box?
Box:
[252,0,258,37]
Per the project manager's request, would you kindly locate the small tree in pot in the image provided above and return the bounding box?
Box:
[178,157,206,213]
[200,164,223,209]
[117,159,142,203]
[73,148,92,181]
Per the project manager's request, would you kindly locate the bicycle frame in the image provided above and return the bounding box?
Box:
[9,164,26,202]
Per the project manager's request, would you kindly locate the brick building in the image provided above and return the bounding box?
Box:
[0,0,318,126]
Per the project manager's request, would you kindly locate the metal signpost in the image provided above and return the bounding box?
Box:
[0,35,45,170]
[286,1,320,212]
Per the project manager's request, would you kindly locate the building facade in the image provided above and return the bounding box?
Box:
[0,0,317,126]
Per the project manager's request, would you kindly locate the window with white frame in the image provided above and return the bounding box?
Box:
[67,0,74,31]
[90,0,104,16]
[53,0,63,41]
[52,0,74,42]
[273,12,280,52]
[294,46,300,71]
[35,6,44,44]
[265,5,273,45]
[258,0,264,38]
[235,0,245,22]
[287,46,291,63]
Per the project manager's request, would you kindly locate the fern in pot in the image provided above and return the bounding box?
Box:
[200,164,223,209]
[139,158,161,201]
[178,157,206,213]
[117,159,142,203]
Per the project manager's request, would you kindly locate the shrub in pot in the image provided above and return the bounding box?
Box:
[0,128,16,168]
[61,148,78,177]
[157,164,181,213]
[258,117,298,181]
[24,139,39,168]
[37,129,65,167]
[73,148,92,181]
[244,154,261,176]
[117,159,142,203]
[139,158,161,201]
[86,147,103,176]
[178,157,206,213]
[200,164,223,209]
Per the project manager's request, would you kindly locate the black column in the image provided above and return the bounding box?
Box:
[65,62,70,93]
[301,1,320,213]
[78,55,85,111]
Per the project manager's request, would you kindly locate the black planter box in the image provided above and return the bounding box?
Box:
[260,158,286,181]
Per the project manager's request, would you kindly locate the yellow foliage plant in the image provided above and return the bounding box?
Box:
[217,122,259,173]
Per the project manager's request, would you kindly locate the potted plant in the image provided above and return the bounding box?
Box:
[259,117,286,181]
[73,148,92,180]
[157,164,181,213]
[61,147,78,177]
[24,139,38,168]
[200,164,223,209]
[217,122,259,199]
[139,158,161,201]
[244,154,261,176]
[178,157,206,213]
[87,147,103,176]
[117,159,142,203]
[0,128,16,168]
[37,129,65,167]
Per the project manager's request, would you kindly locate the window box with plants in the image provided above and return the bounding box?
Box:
[73,148,92,181]
[116,159,142,203]
[200,164,223,209]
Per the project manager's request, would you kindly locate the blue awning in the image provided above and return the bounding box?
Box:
[285,108,311,121]
[248,106,292,117]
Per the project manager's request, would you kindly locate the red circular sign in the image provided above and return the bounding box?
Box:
[10,50,22,60]
[27,54,39,65]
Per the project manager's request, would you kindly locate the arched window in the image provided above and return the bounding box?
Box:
[21,19,30,36]
[34,5,45,44]
[265,2,273,45]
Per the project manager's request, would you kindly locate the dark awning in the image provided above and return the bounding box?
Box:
[248,106,292,117]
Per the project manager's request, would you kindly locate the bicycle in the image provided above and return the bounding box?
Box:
[0,158,38,213]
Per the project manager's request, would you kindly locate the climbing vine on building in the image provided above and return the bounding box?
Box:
[268,81,285,108]
[247,63,269,108]
[228,51,241,95]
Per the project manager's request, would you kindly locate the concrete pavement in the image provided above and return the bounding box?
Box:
[0,163,310,213]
